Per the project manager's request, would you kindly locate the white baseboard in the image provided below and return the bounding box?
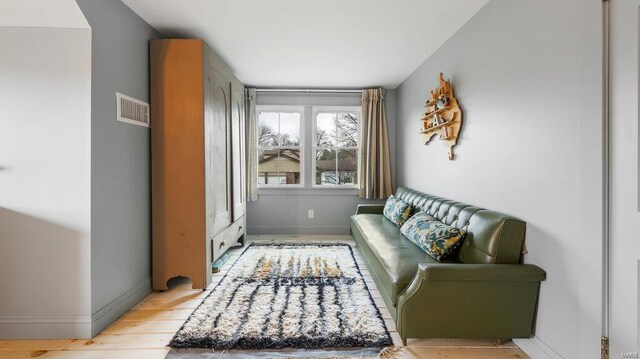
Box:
[514,336,565,359]
[0,316,91,339]
[90,277,152,337]
[0,278,153,339]
[247,225,350,235]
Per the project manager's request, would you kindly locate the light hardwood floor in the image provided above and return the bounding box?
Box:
[0,235,529,358]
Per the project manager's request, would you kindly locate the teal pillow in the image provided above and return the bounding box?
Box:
[400,212,467,261]
[382,195,412,227]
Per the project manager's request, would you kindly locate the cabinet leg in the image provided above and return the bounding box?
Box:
[402,338,407,346]
[239,234,246,247]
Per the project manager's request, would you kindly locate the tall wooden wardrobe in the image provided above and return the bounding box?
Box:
[150,39,246,290]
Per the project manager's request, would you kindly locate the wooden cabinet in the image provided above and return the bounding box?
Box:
[151,39,246,290]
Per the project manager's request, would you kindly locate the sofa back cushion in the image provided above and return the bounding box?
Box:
[382,195,412,227]
[394,187,525,264]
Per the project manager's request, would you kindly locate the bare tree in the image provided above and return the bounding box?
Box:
[258,122,276,147]
[315,113,358,161]
[258,123,300,147]
[315,129,334,160]
[277,133,300,146]
[335,113,358,147]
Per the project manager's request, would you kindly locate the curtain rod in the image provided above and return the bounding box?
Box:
[253,88,362,94]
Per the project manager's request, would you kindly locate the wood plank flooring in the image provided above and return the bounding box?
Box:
[0,235,529,358]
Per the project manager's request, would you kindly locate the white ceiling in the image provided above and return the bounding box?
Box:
[122,0,488,88]
[0,0,89,28]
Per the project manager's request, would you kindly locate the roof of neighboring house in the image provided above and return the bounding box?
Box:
[258,149,357,173]
[315,159,357,172]
[259,149,300,163]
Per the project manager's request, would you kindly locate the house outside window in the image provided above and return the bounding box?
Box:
[257,108,303,186]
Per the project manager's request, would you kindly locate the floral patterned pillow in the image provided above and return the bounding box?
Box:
[382,195,412,227]
[400,212,467,261]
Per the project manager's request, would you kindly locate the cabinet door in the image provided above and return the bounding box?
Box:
[230,83,245,221]
[209,70,232,235]
[203,56,214,283]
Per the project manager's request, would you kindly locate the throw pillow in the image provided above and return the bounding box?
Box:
[382,195,412,227]
[400,212,467,261]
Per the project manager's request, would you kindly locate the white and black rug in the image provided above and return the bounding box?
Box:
[170,243,392,350]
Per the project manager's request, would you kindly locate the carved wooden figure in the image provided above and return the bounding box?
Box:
[419,73,463,160]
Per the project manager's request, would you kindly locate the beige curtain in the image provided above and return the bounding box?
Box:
[245,88,258,202]
[360,88,393,199]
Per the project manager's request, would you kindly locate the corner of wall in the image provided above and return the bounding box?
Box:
[74,0,159,338]
[514,337,565,359]
[90,277,151,337]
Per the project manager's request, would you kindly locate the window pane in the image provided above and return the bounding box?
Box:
[278,149,301,184]
[268,175,281,185]
[338,149,358,185]
[316,113,337,147]
[336,113,359,147]
[258,112,278,147]
[258,149,300,185]
[258,111,301,147]
[316,149,337,185]
[279,112,301,146]
[258,149,278,184]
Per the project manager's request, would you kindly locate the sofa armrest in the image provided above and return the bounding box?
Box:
[355,204,385,215]
[416,263,546,282]
[396,263,546,339]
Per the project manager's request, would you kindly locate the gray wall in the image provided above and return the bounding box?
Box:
[247,91,396,234]
[75,0,159,336]
[395,1,602,358]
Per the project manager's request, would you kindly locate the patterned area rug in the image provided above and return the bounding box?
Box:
[170,243,392,350]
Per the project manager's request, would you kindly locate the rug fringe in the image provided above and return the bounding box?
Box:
[275,346,404,359]
[378,345,403,359]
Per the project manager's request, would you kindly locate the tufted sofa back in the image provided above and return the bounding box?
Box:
[395,187,525,264]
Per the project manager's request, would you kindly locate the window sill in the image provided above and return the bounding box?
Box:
[257,187,360,196]
[257,185,305,189]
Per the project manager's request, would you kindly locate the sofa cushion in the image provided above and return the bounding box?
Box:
[382,195,412,227]
[400,212,467,261]
[351,214,457,306]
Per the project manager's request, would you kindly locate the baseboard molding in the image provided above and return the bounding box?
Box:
[0,316,91,339]
[514,336,565,359]
[247,225,350,235]
[90,276,152,337]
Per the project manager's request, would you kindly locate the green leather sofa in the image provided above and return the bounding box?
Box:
[350,187,546,344]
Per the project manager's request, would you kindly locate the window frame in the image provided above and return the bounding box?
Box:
[256,106,305,189]
[311,106,362,189]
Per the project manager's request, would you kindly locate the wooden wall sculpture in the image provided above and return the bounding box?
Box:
[419,73,463,160]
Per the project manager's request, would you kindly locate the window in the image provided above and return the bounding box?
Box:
[255,106,361,189]
[313,109,360,187]
[257,108,302,186]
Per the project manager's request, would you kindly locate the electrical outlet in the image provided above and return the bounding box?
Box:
[308,209,314,219]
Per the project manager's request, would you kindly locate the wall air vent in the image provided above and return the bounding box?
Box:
[116,92,150,127]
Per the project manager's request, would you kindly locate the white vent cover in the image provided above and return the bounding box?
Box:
[116,92,150,127]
